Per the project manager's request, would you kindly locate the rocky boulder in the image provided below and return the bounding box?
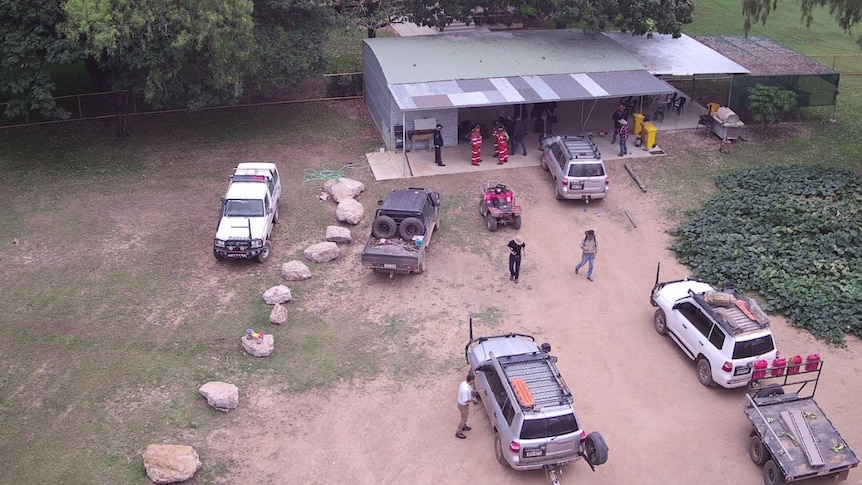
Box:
[336,198,364,225]
[304,241,340,263]
[142,444,202,484]
[198,381,239,412]
[262,285,292,305]
[281,260,312,281]
[269,303,288,325]
[325,177,365,202]
[325,225,352,243]
[241,333,275,357]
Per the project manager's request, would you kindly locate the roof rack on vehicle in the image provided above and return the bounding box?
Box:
[496,352,573,410]
[560,136,601,160]
[689,289,770,335]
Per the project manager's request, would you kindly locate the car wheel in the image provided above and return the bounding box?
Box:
[653,309,668,335]
[494,432,507,466]
[555,186,563,200]
[213,248,226,261]
[540,156,549,171]
[486,212,498,232]
[513,214,522,230]
[272,207,279,224]
[584,431,609,466]
[399,217,425,239]
[696,357,714,387]
[479,198,487,217]
[749,435,769,466]
[763,459,786,485]
[371,215,397,239]
[256,241,271,263]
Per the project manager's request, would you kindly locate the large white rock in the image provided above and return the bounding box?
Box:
[325,225,353,243]
[326,177,366,202]
[262,285,292,305]
[269,303,288,325]
[304,241,340,263]
[336,198,364,225]
[241,333,275,357]
[281,260,312,281]
[142,444,202,484]
[198,381,239,412]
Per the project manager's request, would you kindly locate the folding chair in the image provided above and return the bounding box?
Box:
[695,114,712,136]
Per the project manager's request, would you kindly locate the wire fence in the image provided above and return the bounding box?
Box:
[0,72,363,130]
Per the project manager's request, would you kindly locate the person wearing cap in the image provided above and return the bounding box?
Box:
[456,373,480,439]
[469,125,483,166]
[507,235,526,283]
[433,124,445,167]
[618,118,629,157]
[575,229,598,281]
[611,104,626,145]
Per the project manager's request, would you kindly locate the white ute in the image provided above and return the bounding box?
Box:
[213,162,281,262]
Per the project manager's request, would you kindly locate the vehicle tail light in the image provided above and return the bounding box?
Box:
[579,430,587,443]
[509,441,520,453]
[722,361,733,372]
[561,179,568,187]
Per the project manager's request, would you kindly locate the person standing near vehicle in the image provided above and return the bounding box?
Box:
[534,109,547,150]
[575,230,598,281]
[510,116,527,156]
[611,104,626,145]
[456,373,478,439]
[496,124,509,165]
[469,124,483,166]
[618,118,629,157]
[433,124,445,167]
[508,235,525,283]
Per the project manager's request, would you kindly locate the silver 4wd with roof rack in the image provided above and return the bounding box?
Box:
[464,316,609,485]
[650,263,778,388]
[540,134,608,202]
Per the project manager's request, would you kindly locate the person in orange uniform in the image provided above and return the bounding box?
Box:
[469,125,483,166]
[496,125,509,165]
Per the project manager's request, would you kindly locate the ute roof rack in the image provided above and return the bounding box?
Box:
[689,289,770,336]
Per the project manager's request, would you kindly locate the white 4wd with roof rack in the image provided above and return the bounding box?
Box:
[650,264,778,388]
[465,317,609,484]
[213,162,281,262]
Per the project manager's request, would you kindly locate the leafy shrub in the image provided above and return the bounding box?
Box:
[671,164,862,344]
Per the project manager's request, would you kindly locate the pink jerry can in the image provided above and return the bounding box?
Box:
[771,356,787,377]
[752,359,768,380]
[787,355,803,374]
[805,353,821,372]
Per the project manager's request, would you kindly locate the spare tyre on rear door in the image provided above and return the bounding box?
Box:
[372,215,397,238]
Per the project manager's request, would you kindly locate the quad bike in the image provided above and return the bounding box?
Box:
[479,181,522,232]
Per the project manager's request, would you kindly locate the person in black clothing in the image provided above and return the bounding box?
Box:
[509,116,527,156]
[434,124,445,166]
[508,235,525,283]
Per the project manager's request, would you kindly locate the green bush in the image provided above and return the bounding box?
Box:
[671,164,862,344]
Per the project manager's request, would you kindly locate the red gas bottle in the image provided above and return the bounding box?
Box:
[752,359,768,380]
[805,353,821,372]
[787,355,803,374]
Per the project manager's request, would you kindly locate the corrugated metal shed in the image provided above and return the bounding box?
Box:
[366,30,676,111]
[602,32,750,76]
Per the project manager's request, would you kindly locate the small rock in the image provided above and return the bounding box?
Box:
[336,198,364,225]
[263,285,292,305]
[198,381,239,412]
[304,241,340,263]
[241,333,275,357]
[281,260,312,281]
[325,225,352,243]
[270,303,288,325]
[142,444,202,484]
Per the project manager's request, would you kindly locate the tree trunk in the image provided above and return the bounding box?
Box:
[115,90,131,138]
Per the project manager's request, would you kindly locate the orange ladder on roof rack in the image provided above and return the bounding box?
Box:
[511,378,535,408]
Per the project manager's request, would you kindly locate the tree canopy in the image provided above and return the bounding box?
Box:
[743,0,862,47]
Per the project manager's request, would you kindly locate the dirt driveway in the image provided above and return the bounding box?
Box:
[208,109,862,485]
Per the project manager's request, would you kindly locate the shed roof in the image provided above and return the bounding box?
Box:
[695,35,837,76]
[364,30,646,85]
[602,32,750,76]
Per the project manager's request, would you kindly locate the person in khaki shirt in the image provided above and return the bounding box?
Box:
[575,229,598,281]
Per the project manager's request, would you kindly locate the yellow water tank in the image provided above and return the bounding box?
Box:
[642,122,658,149]
[632,113,645,135]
